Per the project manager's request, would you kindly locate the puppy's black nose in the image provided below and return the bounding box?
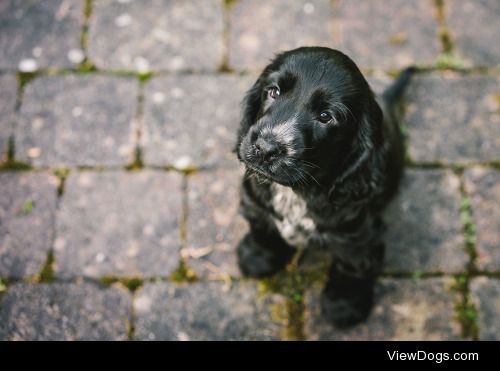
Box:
[254,137,279,162]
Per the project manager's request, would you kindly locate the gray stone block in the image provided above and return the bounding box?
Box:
[133,281,283,340]
[0,283,131,340]
[0,0,83,69]
[229,0,334,70]
[0,74,17,160]
[88,0,224,71]
[447,0,500,67]
[0,172,58,278]
[384,169,467,273]
[16,75,138,167]
[338,0,440,69]
[55,171,182,278]
[464,167,500,271]
[470,277,500,341]
[186,166,247,278]
[405,74,500,163]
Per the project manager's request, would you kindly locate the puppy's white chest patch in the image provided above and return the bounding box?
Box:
[271,183,316,248]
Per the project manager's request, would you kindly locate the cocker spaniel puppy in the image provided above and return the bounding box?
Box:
[235,47,414,327]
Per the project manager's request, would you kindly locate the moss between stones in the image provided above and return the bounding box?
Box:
[78,60,98,73]
[457,171,479,272]
[258,253,328,340]
[125,147,144,171]
[460,196,478,270]
[1,118,32,171]
[433,0,469,71]
[223,0,238,9]
[0,278,7,293]
[448,172,480,340]
[0,160,32,171]
[126,319,135,341]
[17,71,38,89]
[35,250,55,283]
[170,261,198,283]
[436,53,466,70]
[21,199,34,215]
[451,276,479,340]
[137,72,154,83]
[53,168,70,197]
[78,0,97,72]
[99,276,145,293]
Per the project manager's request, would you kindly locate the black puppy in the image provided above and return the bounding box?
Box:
[235,47,414,327]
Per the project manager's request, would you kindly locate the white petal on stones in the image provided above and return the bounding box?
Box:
[72,106,83,117]
[152,92,165,104]
[67,48,85,64]
[32,117,45,130]
[303,3,315,14]
[95,252,106,263]
[134,56,150,74]
[27,147,41,158]
[174,156,192,170]
[115,13,132,27]
[18,58,38,72]
[134,296,152,315]
[54,238,67,251]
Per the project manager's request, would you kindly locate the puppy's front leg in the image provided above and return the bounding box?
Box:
[237,180,296,278]
[237,223,296,279]
[321,215,385,327]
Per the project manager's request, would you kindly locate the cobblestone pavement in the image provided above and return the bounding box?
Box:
[0,0,499,341]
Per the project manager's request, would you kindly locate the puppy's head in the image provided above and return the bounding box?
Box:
[236,47,382,188]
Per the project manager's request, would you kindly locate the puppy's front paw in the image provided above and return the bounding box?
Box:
[237,233,295,278]
[320,280,374,328]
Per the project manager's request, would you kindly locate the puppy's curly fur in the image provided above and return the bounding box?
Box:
[235,47,414,327]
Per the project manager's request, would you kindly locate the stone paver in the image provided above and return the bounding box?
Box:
[0,0,83,70]
[55,171,182,278]
[16,75,138,167]
[337,0,440,69]
[134,281,283,340]
[305,278,461,340]
[0,172,58,278]
[384,169,467,273]
[88,0,224,71]
[0,74,17,160]
[186,166,247,278]
[143,74,253,168]
[0,283,131,340]
[229,0,334,70]
[470,277,500,341]
[447,0,500,67]
[464,167,500,271]
[405,74,500,164]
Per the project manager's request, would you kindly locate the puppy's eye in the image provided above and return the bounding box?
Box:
[268,86,280,100]
[318,111,333,124]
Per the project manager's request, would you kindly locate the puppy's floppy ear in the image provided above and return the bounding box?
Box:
[357,95,384,154]
[234,78,263,152]
[328,95,385,200]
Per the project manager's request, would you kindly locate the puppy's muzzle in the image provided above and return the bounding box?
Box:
[253,136,282,164]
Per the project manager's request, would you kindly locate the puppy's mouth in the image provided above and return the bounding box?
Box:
[241,159,298,187]
[242,161,278,182]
